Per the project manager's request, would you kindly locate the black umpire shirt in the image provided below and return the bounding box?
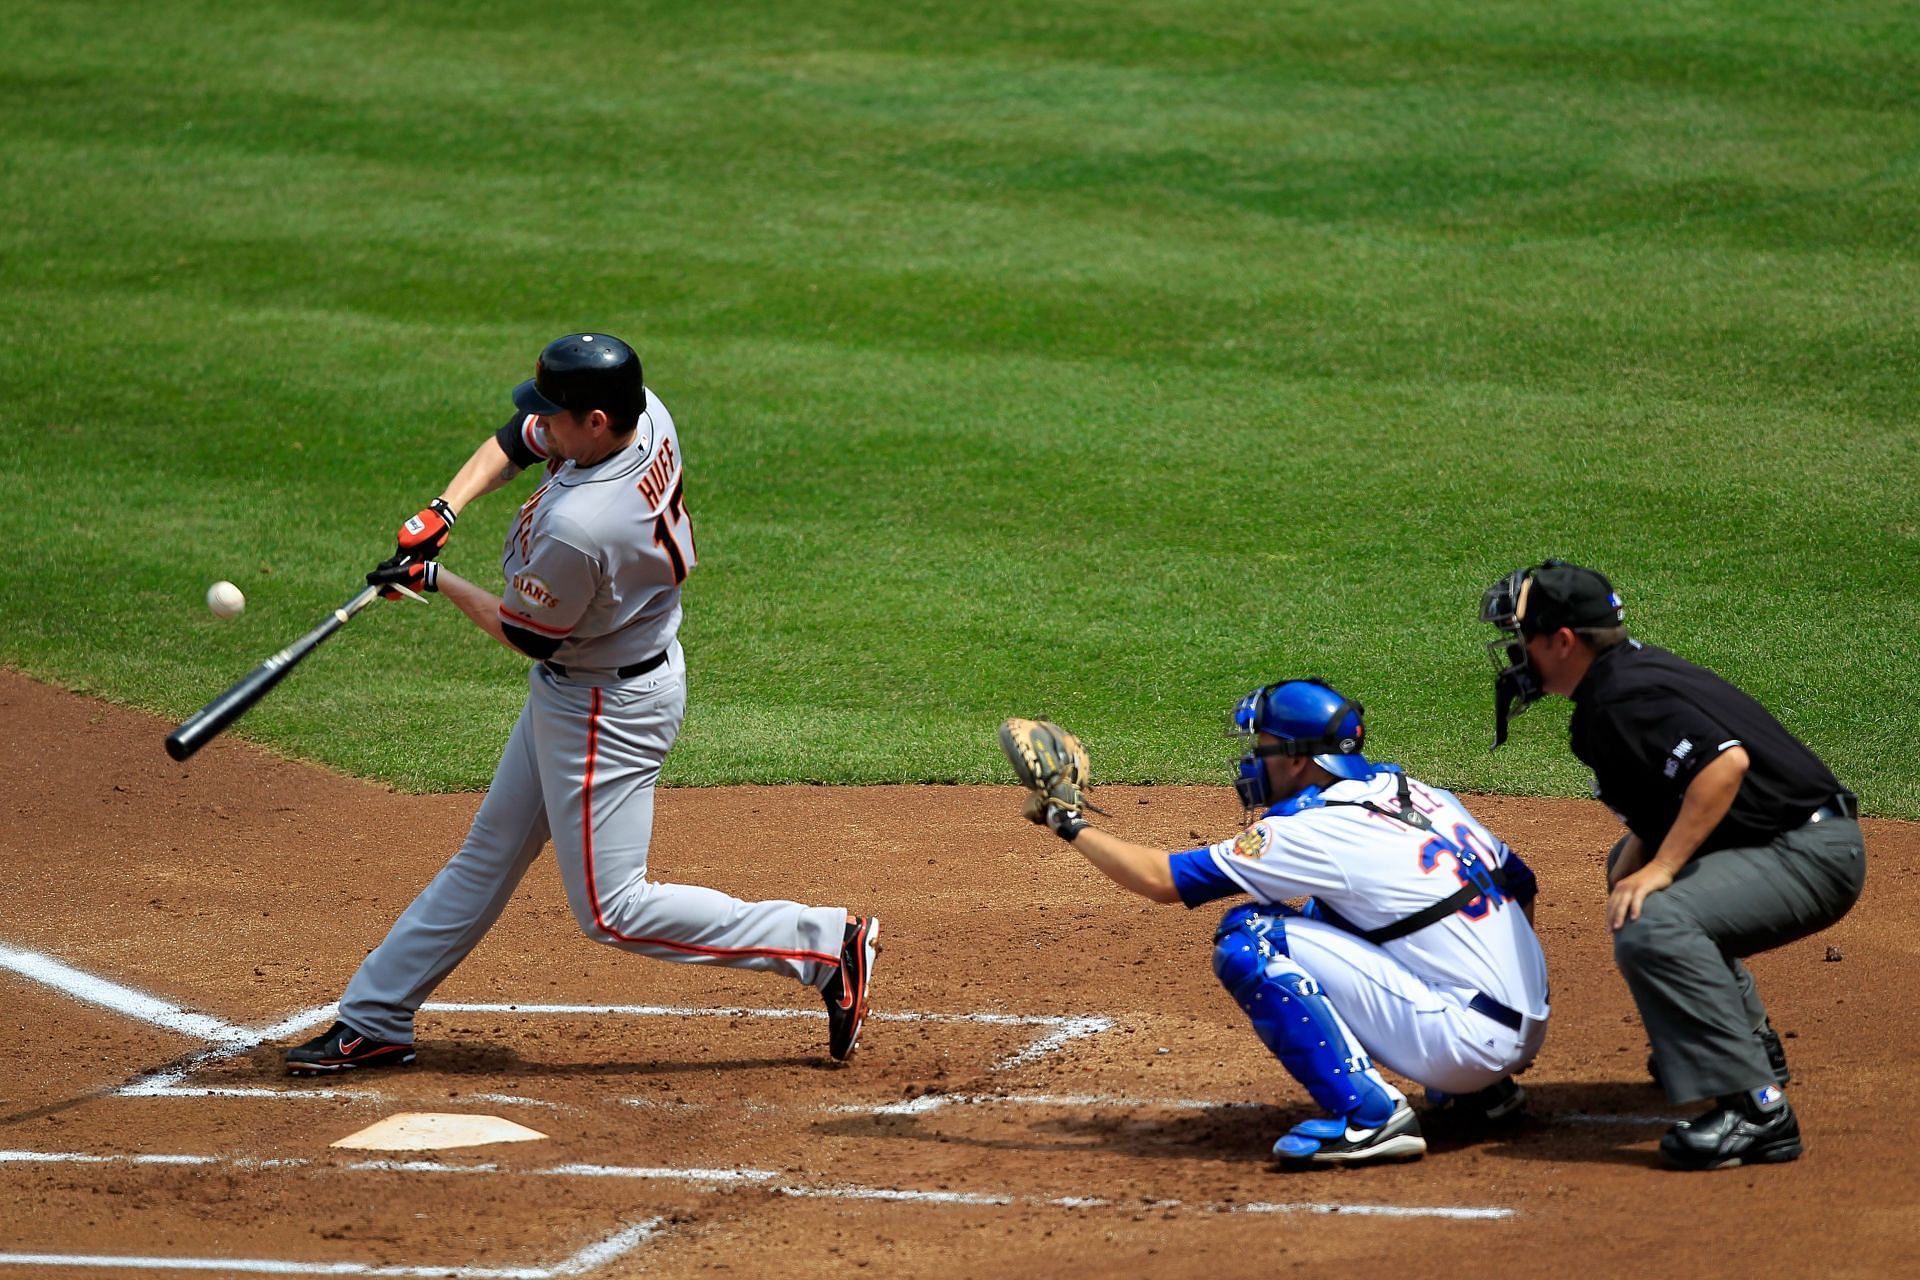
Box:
[1568,640,1842,855]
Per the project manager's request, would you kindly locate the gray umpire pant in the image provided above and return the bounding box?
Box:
[1608,813,1866,1104]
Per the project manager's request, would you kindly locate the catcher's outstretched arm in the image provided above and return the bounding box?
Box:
[997,715,1173,898]
[1060,826,1181,904]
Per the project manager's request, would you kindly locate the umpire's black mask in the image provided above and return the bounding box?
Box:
[1478,559,1625,748]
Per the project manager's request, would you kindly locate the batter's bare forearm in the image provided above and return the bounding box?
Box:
[434,568,516,651]
[1068,827,1182,904]
[440,437,522,514]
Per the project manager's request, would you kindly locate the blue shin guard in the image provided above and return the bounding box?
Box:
[1212,905,1399,1129]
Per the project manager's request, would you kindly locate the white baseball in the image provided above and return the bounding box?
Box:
[206,580,246,619]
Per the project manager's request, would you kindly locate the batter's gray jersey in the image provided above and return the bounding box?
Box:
[336,385,847,1046]
[499,388,695,671]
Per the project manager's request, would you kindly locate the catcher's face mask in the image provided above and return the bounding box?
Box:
[1481,566,1544,749]
[1228,680,1368,810]
[1229,691,1277,811]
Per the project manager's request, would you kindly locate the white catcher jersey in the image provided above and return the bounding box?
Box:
[1186,769,1549,1021]
[498,388,696,669]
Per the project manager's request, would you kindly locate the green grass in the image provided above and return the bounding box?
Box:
[2,1,1915,814]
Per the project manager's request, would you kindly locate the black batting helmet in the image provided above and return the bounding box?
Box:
[512,333,644,430]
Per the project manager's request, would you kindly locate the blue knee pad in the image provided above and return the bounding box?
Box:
[1212,908,1397,1126]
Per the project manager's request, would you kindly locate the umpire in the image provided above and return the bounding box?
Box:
[1479,559,1866,1170]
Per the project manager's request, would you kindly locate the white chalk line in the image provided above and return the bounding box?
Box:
[0,944,1114,1098]
[118,1004,339,1098]
[831,1090,1266,1116]
[0,1215,668,1278]
[991,1016,1112,1071]
[1559,1112,1687,1126]
[429,1002,1112,1076]
[0,943,1665,1138]
[0,1149,1513,1221]
[544,1162,777,1184]
[469,1093,563,1109]
[116,1002,1111,1099]
[427,1001,1103,1027]
[0,945,255,1043]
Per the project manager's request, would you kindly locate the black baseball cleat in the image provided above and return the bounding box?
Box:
[285,1021,416,1075]
[1425,1075,1528,1123]
[822,916,880,1062]
[1272,1099,1427,1167]
[1659,1092,1803,1170]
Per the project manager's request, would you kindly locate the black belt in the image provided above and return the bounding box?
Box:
[543,651,668,681]
[1808,790,1860,824]
[1468,992,1525,1031]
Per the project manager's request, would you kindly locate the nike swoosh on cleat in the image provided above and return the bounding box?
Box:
[339,1036,364,1055]
[837,964,859,1009]
[836,927,867,1009]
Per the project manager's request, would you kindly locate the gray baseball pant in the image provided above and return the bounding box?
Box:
[1609,813,1865,1104]
[339,652,845,1044]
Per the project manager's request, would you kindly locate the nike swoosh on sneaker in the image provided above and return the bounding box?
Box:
[339,1036,364,1055]
[836,925,867,1009]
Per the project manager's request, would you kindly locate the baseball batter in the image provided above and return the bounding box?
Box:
[1007,680,1549,1167]
[286,333,879,1073]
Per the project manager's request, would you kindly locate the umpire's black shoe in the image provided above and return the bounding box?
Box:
[285,1021,416,1075]
[1659,1093,1802,1170]
[822,916,880,1062]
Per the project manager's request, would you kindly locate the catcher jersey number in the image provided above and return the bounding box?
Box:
[1418,823,1508,920]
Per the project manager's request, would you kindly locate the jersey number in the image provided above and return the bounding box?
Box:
[1417,823,1507,921]
[651,479,697,585]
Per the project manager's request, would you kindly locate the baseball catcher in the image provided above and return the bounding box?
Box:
[1001,681,1549,1169]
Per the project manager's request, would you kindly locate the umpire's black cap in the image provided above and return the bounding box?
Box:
[513,333,644,427]
[1513,560,1624,636]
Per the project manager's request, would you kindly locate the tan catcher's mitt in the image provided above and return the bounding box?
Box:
[997,718,1107,821]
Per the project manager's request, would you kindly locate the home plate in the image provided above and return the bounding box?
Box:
[331,1113,549,1151]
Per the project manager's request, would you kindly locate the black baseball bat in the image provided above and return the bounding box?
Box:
[164,584,383,761]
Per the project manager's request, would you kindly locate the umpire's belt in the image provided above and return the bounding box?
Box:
[1468,992,1525,1032]
[543,651,668,681]
[1807,790,1860,824]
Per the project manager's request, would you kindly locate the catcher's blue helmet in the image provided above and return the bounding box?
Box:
[1230,678,1372,810]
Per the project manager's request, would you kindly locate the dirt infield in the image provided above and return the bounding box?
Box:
[3,669,1917,1278]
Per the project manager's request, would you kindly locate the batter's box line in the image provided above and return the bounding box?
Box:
[420,1003,1114,1073]
[828,1090,1269,1117]
[611,1090,1265,1118]
[0,947,1115,1098]
[123,1005,1114,1100]
[0,1149,1516,1223]
[0,1213,668,1278]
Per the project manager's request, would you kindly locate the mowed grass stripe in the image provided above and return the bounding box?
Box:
[0,2,1914,813]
